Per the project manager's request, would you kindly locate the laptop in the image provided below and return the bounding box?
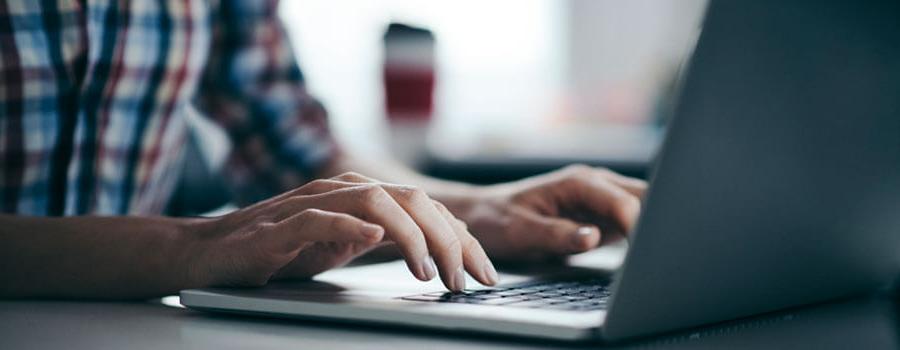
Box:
[180,0,900,342]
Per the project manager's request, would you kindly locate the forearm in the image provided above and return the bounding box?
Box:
[0,214,201,300]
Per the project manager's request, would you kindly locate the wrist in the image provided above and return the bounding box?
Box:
[171,217,216,289]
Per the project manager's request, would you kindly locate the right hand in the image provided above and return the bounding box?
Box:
[185,172,498,292]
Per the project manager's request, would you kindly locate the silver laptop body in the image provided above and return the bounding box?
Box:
[181,0,900,341]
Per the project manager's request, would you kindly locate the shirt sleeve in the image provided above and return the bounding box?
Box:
[196,0,340,205]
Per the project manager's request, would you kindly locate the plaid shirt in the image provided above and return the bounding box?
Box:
[0,0,338,216]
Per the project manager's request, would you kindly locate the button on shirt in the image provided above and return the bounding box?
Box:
[0,0,338,215]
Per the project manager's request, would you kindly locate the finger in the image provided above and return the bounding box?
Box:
[513,206,602,254]
[381,185,466,292]
[267,180,369,221]
[279,172,378,198]
[243,179,362,220]
[332,171,380,184]
[262,208,385,253]
[310,185,438,283]
[329,175,472,289]
[597,169,648,198]
[586,178,642,233]
[238,173,380,219]
[263,172,382,220]
[294,179,367,195]
[266,172,388,219]
[555,175,642,234]
[433,201,498,286]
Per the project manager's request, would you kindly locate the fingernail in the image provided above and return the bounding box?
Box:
[572,226,597,249]
[420,257,436,281]
[452,266,466,292]
[577,226,595,236]
[482,261,499,286]
[361,224,383,240]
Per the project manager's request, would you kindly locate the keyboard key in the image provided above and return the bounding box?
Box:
[515,286,546,294]
[400,279,612,311]
[477,293,504,299]
[542,297,573,304]
[506,300,550,308]
[475,298,521,305]
[495,290,528,297]
[401,295,446,302]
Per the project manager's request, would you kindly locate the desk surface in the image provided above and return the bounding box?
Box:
[1,294,898,349]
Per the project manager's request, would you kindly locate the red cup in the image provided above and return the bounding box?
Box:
[383,23,435,122]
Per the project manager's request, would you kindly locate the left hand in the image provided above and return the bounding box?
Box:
[268,172,496,290]
[449,165,647,262]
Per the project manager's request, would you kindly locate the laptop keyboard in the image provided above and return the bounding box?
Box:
[400,278,612,312]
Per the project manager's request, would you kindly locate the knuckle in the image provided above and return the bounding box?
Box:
[613,194,641,216]
[298,207,323,218]
[358,184,391,205]
[306,179,329,188]
[559,175,584,188]
[432,200,448,212]
[335,171,365,181]
[296,208,334,234]
[297,179,332,195]
[439,235,463,255]
[253,221,276,233]
[460,235,481,251]
[618,191,641,207]
[564,164,616,179]
[601,167,615,174]
[452,218,468,231]
[391,185,427,203]
[626,196,642,212]
[295,208,319,225]
[595,167,615,177]
[564,164,592,175]
[410,187,428,200]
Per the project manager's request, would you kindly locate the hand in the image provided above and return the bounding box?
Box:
[453,165,647,262]
[186,172,498,292]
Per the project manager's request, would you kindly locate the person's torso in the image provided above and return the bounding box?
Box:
[0,0,213,215]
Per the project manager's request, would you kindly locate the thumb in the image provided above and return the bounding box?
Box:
[516,209,601,255]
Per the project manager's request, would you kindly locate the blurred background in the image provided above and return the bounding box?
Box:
[174,0,709,213]
[279,0,708,182]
